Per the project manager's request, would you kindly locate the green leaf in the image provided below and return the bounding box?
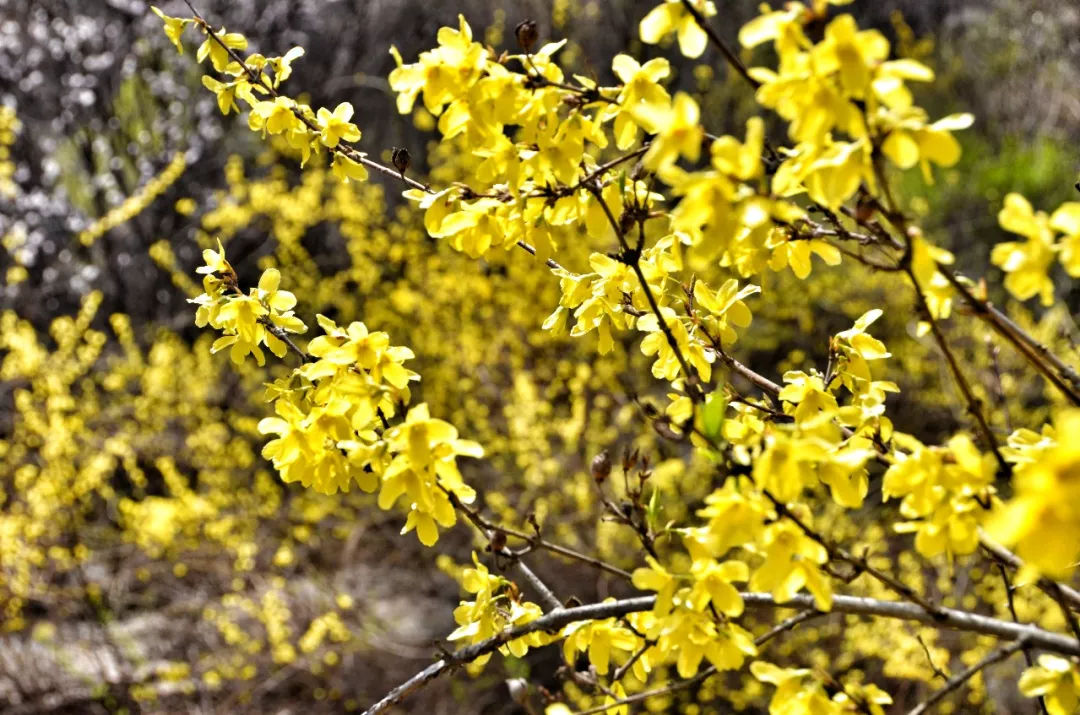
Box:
[701,390,727,443]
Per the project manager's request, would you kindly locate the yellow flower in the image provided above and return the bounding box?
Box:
[750,519,832,611]
[387,15,486,115]
[1019,655,1080,715]
[258,399,358,494]
[988,409,1080,579]
[635,92,704,170]
[267,47,305,87]
[879,110,973,182]
[686,559,748,616]
[248,97,302,136]
[710,117,764,181]
[774,138,874,211]
[331,153,369,183]
[196,27,248,73]
[607,54,671,149]
[632,556,679,616]
[196,238,233,278]
[151,7,190,54]
[685,478,769,559]
[447,553,550,664]
[810,14,889,99]
[992,193,1057,306]
[562,608,642,675]
[639,1,716,59]
[201,76,245,116]
[379,403,481,546]
[1049,201,1080,276]
[752,661,841,715]
[637,306,713,382]
[644,607,756,678]
[316,102,362,148]
[692,278,759,346]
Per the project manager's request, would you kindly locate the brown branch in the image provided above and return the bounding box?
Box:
[584,182,702,399]
[939,267,1080,406]
[904,264,1009,473]
[907,638,1029,715]
[444,488,633,581]
[363,592,1080,714]
[511,560,564,613]
[678,0,760,90]
[980,532,1080,643]
[996,563,1050,715]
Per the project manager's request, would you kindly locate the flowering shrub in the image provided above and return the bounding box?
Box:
[2,1,1079,712]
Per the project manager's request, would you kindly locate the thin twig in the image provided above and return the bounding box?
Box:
[939,267,1080,405]
[907,638,1029,715]
[678,0,760,89]
[764,492,944,616]
[915,635,948,680]
[584,182,702,400]
[996,563,1049,715]
[980,532,1080,643]
[444,488,633,581]
[905,263,1009,473]
[511,560,564,613]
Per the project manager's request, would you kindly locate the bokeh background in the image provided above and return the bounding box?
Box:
[2,0,1079,712]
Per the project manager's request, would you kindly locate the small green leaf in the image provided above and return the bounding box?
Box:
[646,486,659,526]
[701,390,727,443]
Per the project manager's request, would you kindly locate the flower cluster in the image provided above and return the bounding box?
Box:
[988,410,1080,578]
[993,193,1080,305]
[193,242,480,546]
[152,6,369,180]
[447,554,551,664]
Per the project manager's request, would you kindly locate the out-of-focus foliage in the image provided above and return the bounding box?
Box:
[3,1,1080,714]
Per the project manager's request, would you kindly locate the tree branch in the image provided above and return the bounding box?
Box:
[907,638,1029,715]
[362,592,1080,714]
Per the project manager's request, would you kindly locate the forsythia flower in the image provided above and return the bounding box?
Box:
[992,192,1057,306]
[637,306,713,382]
[151,7,190,54]
[191,245,306,367]
[645,607,757,678]
[639,0,716,58]
[988,410,1080,579]
[258,398,358,494]
[606,54,671,149]
[196,26,247,72]
[750,519,832,611]
[1019,655,1080,715]
[379,403,482,546]
[562,606,642,675]
[634,92,704,170]
[883,433,994,559]
[1050,201,1080,276]
[752,660,892,715]
[387,15,486,115]
[316,102,362,148]
[447,553,551,665]
[879,109,973,181]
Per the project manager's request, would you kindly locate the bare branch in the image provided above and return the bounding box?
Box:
[363,592,1080,714]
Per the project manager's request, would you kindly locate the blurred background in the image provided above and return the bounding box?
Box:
[1,0,1079,712]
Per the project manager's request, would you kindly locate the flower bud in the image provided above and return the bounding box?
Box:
[391,146,411,175]
[590,450,611,483]
[515,20,538,53]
